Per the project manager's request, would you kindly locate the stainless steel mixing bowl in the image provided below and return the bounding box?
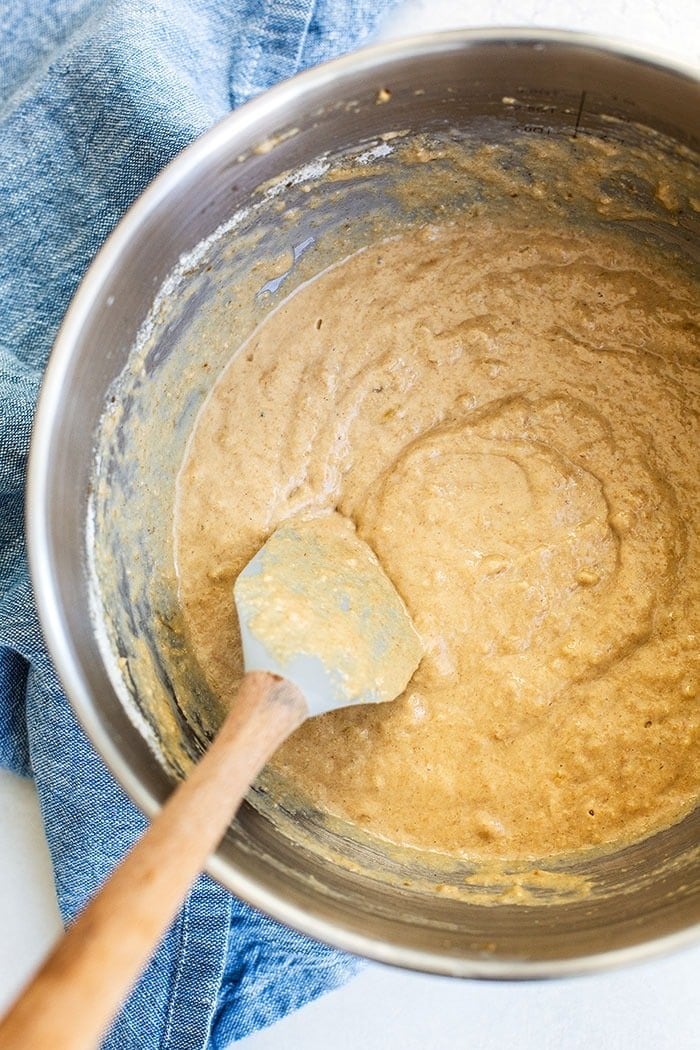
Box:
[27,30,700,976]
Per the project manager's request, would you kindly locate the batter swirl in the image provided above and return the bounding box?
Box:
[175,221,699,860]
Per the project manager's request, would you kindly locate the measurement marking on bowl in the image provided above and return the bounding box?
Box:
[573,90,587,139]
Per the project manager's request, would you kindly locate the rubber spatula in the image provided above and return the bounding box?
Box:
[0,513,422,1050]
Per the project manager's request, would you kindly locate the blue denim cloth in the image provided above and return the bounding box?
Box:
[0,2,399,1045]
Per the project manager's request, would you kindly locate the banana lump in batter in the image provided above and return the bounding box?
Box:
[175,219,699,862]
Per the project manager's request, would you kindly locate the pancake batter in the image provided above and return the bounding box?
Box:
[175,219,699,861]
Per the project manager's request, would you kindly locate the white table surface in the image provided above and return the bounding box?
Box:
[2,1,699,1046]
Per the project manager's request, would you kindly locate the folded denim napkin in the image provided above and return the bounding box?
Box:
[0,2,399,1045]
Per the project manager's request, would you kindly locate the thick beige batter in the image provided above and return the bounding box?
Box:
[175,219,699,861]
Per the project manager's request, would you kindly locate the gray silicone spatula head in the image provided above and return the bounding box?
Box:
[233,513,423,717]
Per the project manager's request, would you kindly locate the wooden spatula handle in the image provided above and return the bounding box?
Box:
[0,671,307,1050]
